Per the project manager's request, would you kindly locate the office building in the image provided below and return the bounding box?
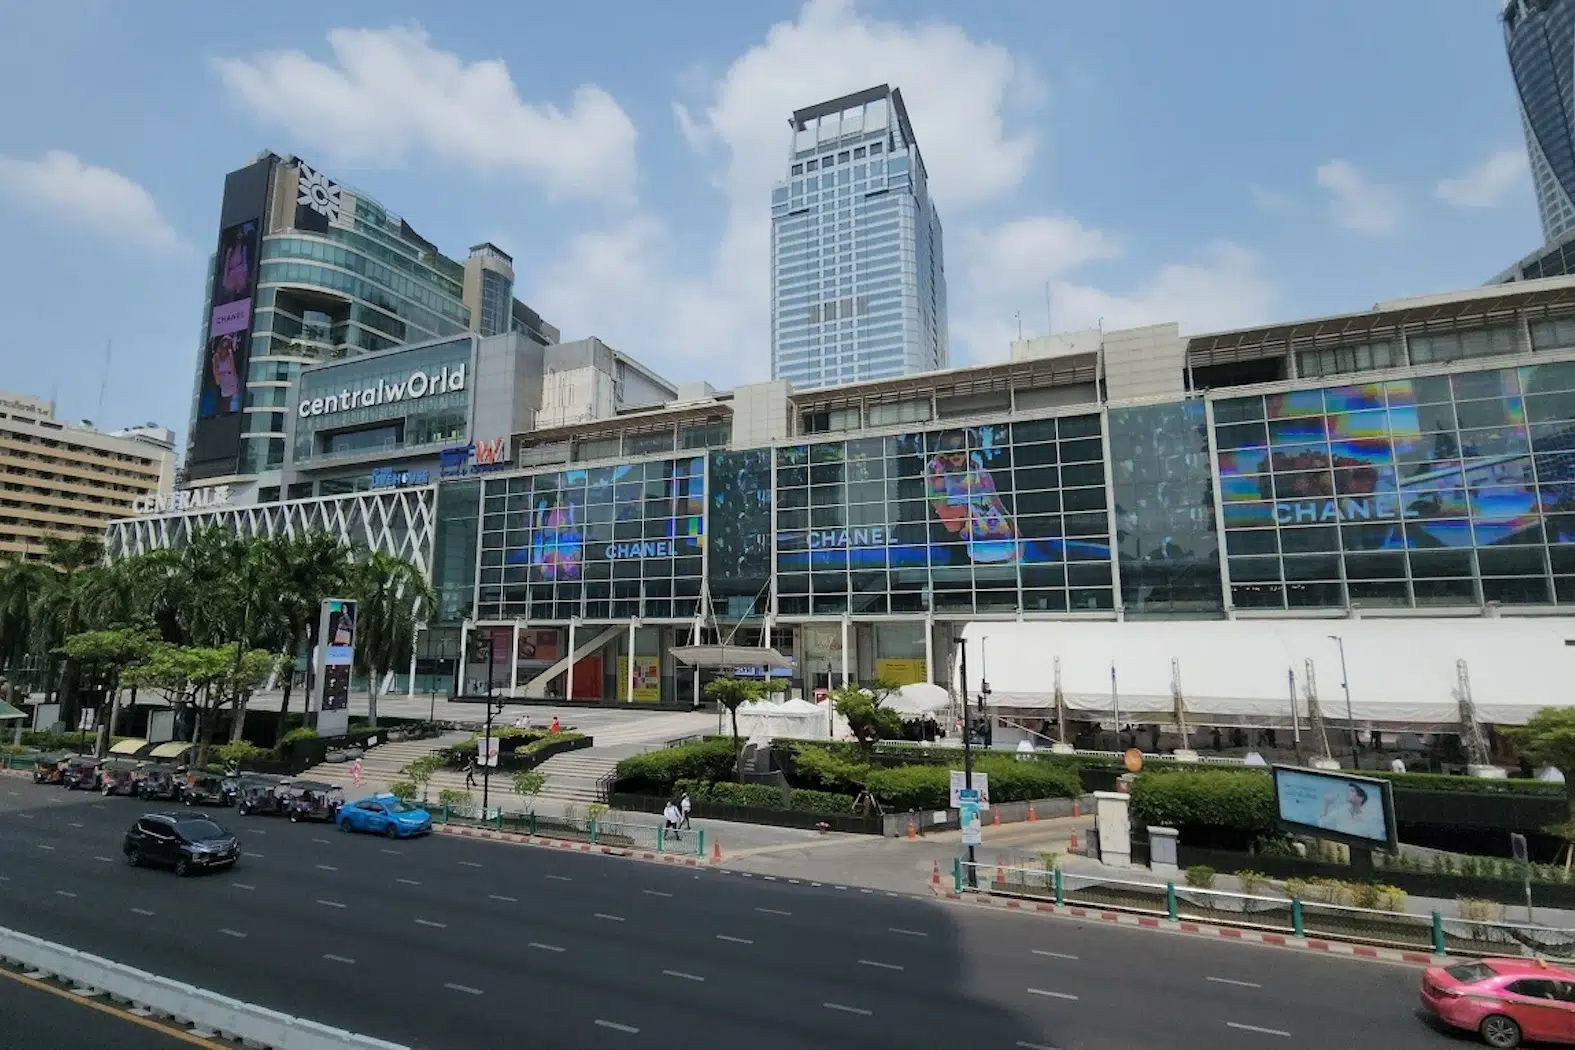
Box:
[1504,0,1575,242]
[185,152,558,494]
[113,275,1575,731]
[0,391,174,561]
[771,85,948,391]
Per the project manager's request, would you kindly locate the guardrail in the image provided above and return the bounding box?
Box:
[0,923,408,1049]
[958,860,1575,959]
[434,803,707,857]
[1,753,39,771]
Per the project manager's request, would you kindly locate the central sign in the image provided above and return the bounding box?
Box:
[299,364,466,419]
[132,486,232,516]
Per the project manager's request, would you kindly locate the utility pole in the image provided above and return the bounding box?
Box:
[1329,635,1360,770]
[959,638,976,888]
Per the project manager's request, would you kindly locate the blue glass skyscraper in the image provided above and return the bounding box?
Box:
[1505,0,1575,242]
[770,86,948,391]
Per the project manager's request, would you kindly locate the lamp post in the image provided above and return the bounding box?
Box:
[1328,635,1360,770]
[958,637,977,888]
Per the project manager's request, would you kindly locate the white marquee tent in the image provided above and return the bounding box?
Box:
[961,617,1575,730]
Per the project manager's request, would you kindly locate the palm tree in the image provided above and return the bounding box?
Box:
[268,532,353,744]
[349,550,435,728]
[0,557,52,684]
[29,536,111,722]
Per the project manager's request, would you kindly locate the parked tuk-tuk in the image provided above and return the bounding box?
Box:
[31,752,71,785]
[235,774,291,816]
[180,770,235,807]
[136,766,180,801]
[61,756,102,791]
[284,780,344,823]
[98,759,141,797]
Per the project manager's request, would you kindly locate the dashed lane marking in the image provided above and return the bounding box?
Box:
[662,969,705,982]
[642,889,672,898]
[594,913,625,922]
[130,908,154,916]
[529,942,565,953]
[716,935,753,945]
[414,918,447,928]
[858,959,904,971]
[594,1019,639,1034]
[1225,1022,1290,1038]
[488,894,517,903]
[545,874,570,881]
[54,891,76,899]
[316,899,346,909]
[232,883,256,891]
[397,878,421,886]
[323,954,355,965]
[823,1002,873,1017]
[888,927,927,937]
[458,860,482,868]
[219,929,247,939]
[315,864,338,872]
[1033,950,1079,961]
[444,982,483,995]
[1208,977,1263,989]
[755,907,792,917]
[1026,988,1078,1001]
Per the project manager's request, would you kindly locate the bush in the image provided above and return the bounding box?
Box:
[866,764,952,810]
[1185,865,1215,889]
[1235,870,1271,896]
[437,788,472,813]
[389,780,417,801]
[615,739,738,795]
[214,741,271,768]
[671,778,857,815]
[1283,878,1308,901]
[1130,769,1276,835]
[1457,897,1505,922]
[279,727,319,747]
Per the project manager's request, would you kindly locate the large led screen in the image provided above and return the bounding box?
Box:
[1272,765,1396,850]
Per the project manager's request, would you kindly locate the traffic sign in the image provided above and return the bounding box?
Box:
[949,770,990,809]
[480,736,500,768]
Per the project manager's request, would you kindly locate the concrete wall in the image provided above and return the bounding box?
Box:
[1102,323,1185,402]
[471,332,542,441]
[731,381,792,446]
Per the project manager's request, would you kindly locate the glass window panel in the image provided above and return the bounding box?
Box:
[1481,576,1550,604]
[1269,417,1329,445]
[1215,422,1268,450]
[1059,437,1103,463]
[777,465,808,487]
[1285,581,1344,607]
[1070,588,1114,610]
[1225,529,1278,556]
[1413,577,1475,605]
[1232,583,1284,608]
[1280,525,1340,553]
[1067,563,1113,587]
[1477,546,1547,577]
[1022,565,1067,588]
[1343,552,1406,580]
[1213,397,1265,425]
[1022,589,1069,612]
[1011,418,1058,443]
[1060,462,1105,488]
[1346,581,1408,607]
[1452,369,1518,402]
[1282,554,1341,581]
[1407,549,1474,578]
[1062,487,1107,512]
[1058,415,1101,439]
[1228,556,1281,583]
[1266,390,1326,418]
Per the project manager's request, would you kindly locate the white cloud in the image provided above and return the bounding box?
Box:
[1435,149,1529,209]
[1248,183,1294,212]
[0,150,182,251]
[214,25,637,205]
[1315,159,1403,235]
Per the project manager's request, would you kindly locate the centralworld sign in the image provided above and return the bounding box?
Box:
[299,364,466,419]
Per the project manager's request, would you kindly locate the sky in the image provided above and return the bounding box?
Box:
[0,0,1540,448]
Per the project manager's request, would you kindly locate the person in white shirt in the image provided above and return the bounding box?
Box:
[679,792,692,829]
[1317,783,1386,842]
[1389,756,1406,774]
[663,800,682,840]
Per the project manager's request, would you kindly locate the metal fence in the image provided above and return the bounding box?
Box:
[0,753,38,771]
[959,860,1575,958]
[433,801,706,857]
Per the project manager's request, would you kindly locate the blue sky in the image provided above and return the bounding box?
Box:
[0,0,1537,446]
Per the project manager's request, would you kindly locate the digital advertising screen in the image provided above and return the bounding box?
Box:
[1271,765,1396,850]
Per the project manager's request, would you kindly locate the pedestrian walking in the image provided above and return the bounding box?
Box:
[663,799,682,840]
[464,755,478,790]
[679,791,692,829]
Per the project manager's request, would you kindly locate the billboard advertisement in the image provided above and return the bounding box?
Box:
[188,156,274,479]
[313,597,357,736]
[1271,765,1396,850]
[616,655,661,702]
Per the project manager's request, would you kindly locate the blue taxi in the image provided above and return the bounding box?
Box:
[336,793,433,839]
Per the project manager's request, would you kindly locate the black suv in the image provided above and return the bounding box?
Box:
[123,814,240,876]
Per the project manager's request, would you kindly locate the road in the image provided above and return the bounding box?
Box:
[0,779,1463,1050]
[0,962,200,1050]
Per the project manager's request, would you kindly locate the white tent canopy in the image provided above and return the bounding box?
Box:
[962,618,1575,729]
[885,682,951,717]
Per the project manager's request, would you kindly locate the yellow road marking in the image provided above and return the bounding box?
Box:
[0,963,230,1049]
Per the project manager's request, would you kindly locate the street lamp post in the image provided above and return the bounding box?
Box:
[1328,635,1360,770]
[958,638,977,888]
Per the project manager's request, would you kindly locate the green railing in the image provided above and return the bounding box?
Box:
[1,753,39,771]
[957,860,1575,958]
[431,801,706,857]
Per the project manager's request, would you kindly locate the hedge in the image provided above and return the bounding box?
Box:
[614,739,738,796]
[1129,769,1277,834]
[673,778,857,815]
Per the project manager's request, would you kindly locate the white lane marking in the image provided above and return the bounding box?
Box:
[68,822,83,828]
[244,852,263,859]
[1026,988,1079,1001]
[396,878,421,886]
[764,876,776,881]
[755,907,792,917]
[1225,1022,1290,1038]
[858,959,904,971]
[323,954,355,965]
[444,982,483,995]
[1033,950,1079,961]
[232,883,256,891]
[1208,977,1263,989]
[1017,1042,1062,1050]
[379,848,400,855]
[834,884,847,890]
[662,969,706,982]
[414,918,447,928]
[528,941,565,953]
[35,843,53,850]
[594,913,625,922]
[458,860,482,868]
[248,829,266,835]
[316,899,346,909]
[16,814,32,820]
[823,1002,873,1017]
[5,791,15,796]
[594,1019,639,1035]
[54,890,76,899]
[716,935,753,945]
[130,907,155,916]
[642,889,672,898]
[219,929,247,939]
[488,894,517,903]
[94,855,114,863]
[545,873,570,881]
[312,837,330,844]
[315,864,337,872]
[0,876,8,881]
[888,927,927,937]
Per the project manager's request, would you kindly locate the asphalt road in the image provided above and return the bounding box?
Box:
[0,964,197,1050]
[0,779,1467,1050]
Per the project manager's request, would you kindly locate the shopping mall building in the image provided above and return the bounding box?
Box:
[108,276,1575,742]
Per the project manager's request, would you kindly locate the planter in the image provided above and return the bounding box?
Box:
[611,792,883,835]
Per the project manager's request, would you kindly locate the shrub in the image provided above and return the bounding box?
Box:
[672,778,857,815]
[1457,897,1505,922]
[587,803,609,822]
[389,779,417,801]
[438,788,472,813]
[1185,865,1216,889]
[614,739,737,795]
[1038,850,1062,871]
[279,727,319,747]
[1130,769,1276,835]
[1375,885,1407,913]
[1235,870,1271,896]
[1283,878,1309,901]
[214,741,270,768]
[788,788,856,814]
[867,764,952,810]
[1350,881,1382,910]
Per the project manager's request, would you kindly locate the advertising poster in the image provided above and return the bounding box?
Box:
[1272,765,1395,849]
[516,629,560,664]
[876,658,927,686]
[314,597,357,731]
[617,656,661,702]
[959,788,981,846]
[948,770,991,810]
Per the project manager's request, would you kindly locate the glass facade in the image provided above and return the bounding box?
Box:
[474,458,706,622]
[773,416,1114,616]
[1108,400,1222,615]
[292,338,473,467]
[1505,0,1575,241]
[771,89,947,390]
[1214,362,1575,610]
[707,449,773,618]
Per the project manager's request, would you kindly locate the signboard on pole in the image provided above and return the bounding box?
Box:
[949,770,990,810]
[959,787,982,846]
[480,736,500,768]
[313,598,357,737]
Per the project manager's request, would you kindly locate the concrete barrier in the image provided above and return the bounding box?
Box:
[0,924,408,1049]
[881,795,1091,838]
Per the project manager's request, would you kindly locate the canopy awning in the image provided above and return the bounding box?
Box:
[0,700,24,722]
[109,738,148,756]
[149,741,193,760]
[670,645,794,670]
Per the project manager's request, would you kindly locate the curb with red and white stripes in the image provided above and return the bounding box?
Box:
[944,888,1441,966]
[435,823,713,868]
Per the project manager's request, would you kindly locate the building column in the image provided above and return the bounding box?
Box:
[924,613,934,685]
[458,620,471,697]
[840,614,850,687]
[626,618,637,703]
[509,620,521,697]
[691,619,702,709]
[566,619,577,702]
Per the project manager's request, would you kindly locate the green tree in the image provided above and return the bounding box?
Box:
[123,643,273,767]
[58,625,156,756]
[703,676,770,783]
[512,769,545,811]
[1506,708,1575,842]
[267,533,352,745]
[401,754,446,804]
[350,550,435,728]
[0,557,52,687]
[832,677,906,760]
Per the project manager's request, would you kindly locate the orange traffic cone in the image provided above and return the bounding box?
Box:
[1072,799,1080,818]
[907,817,917,841]
[711,840,722,864]
[1069,831,1080,854]
[993,863,1005,885]
[992,807,1001,827]
[1027,804,1037,823]
[931,860,942,889]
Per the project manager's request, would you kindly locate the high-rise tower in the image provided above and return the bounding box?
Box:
[1505,0,1575,242]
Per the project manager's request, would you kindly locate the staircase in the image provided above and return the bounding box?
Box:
[534,750,621,805]
[295,731,469,794]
